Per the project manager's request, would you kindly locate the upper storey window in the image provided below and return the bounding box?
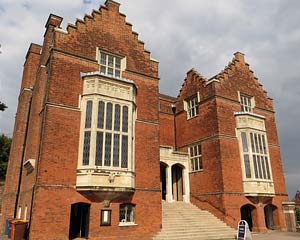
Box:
[99,51,122,78]
[184,94,199,119]
[240,94,253,112]
[81,100,130,169]
[189,144,202,172]
[240,131,271,180]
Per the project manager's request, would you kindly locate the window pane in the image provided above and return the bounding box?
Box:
[108,55,113,67]
[85,101,93,128]
[115,69,120,78]
[113,134,120,167]
[244,154,251,178]
[250,133,255,153]
[254,133,259,153]
[95,132,103,166]
[257,155,263,178]
[121,135,128,168]
[106,103,113,130]
[194,146,198,156]
[98,101,105,129]
[241,132,248,152]
[265,157,271,179]
[104,133,112,166]
[82,131,91,165]
[100,53,107,65]
[100,65,106,74]
[253,155,258,178]
[194,157,199,170]
[120,205,126,222]
[127,205,134,222]
[258,134,263,153]
[261,155,267,179]
[115,57,121,69]
[262,135,267,154]
[108,67,113,75]
[190,147,194,157]
[114,104,121,131]
[122,106,128,132]
[199,157,203,170]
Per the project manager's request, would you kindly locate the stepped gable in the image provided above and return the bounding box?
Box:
[212,52,273,111]
[49,0,158,78]
[176,68,211,112]
[176,52,273,112]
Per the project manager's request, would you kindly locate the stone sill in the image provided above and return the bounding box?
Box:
[119,222,138,227]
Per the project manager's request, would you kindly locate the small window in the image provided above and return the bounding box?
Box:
[120,204,135,223]
[189,144,202,172]
[185,96,198,119]
[240,94,252,112]
[99,51,122,78]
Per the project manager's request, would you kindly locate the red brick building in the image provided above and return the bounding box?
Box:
[1,1,288,239]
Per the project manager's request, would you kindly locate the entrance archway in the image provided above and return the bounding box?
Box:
[160,163,167,200]
[69,202,90,239]
[241,204,255,231]
[264,204,277,230]
[172,164,184,201]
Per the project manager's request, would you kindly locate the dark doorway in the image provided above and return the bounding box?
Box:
[160,163,167,200]
[241,204,254,231]
[69,202,90,239]
[172,164,184,201]
[264,205,276,230]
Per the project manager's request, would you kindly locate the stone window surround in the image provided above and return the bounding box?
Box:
[79,96,134,171]
[235,111,275,196]
[184,92,200,119]
[119,203,137,226]
[76,72,136,191]
[96,48,127,78]
[238,91,255,113]
[188,144,203,172]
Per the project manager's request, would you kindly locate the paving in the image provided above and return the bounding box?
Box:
[251,231,300,240]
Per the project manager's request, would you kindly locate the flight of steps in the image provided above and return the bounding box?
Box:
[152,201,236,240]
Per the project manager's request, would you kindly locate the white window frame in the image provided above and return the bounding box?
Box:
[239,93,254,113]
[189,144,202,172]
[184,93,199,119]
[98,50,126,78]
[79,96,134,170]
[119,204,136,226]
[238,130,272,181]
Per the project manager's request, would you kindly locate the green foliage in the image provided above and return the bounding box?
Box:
[0,134,12,180]
[0,101,7,111]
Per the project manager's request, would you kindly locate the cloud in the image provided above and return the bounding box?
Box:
[0,0,299,199]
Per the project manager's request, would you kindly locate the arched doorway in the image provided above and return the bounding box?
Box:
[160,163,167,200]
[69,202,90,239]
[264,204,277,230]
[241,204,254,231]
[172,164,184,201]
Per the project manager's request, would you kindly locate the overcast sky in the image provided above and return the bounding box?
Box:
[0,0,299,199]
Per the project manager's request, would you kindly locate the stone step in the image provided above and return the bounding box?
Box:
[153,202,236,240]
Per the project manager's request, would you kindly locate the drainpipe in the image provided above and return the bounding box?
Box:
[14,87,34,218]
[171,104,177,151]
